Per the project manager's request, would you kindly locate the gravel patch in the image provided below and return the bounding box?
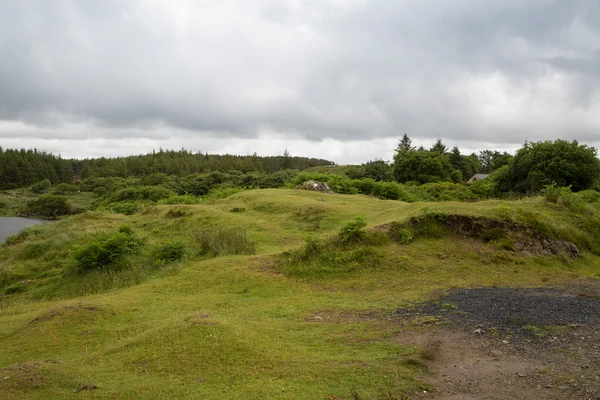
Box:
[396,287,600,334]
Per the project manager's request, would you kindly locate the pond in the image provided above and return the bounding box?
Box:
[0,217,44,243]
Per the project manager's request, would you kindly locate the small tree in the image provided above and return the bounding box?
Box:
[282,149,292,169]
[31,179,51,194]
[363,159,393,181]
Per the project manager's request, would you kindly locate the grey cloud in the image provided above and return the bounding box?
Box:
[0,0,599,150]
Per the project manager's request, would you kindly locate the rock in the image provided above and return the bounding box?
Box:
[559,386,569,390]
[294,180,333,194]
[491,350,503,357]
[74,384,97,393]
[543,239,583,258]
[313,315,323,320]
[474,328,483,334]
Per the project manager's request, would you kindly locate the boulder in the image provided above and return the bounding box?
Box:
[294,180,333,194]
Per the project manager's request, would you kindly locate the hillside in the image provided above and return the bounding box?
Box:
[1,189,600,399]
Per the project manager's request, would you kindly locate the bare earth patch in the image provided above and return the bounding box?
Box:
[395,283,600,400]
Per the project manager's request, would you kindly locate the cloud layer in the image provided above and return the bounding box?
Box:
[1,0,599,162]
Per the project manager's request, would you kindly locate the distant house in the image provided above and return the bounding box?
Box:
[467,174,490,184]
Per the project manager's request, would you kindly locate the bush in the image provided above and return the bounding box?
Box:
[338,217,368,245]
[72,226,145,273]
[469,177,498,198]
[153,241,187,264]
[387,223,414,244]
[281,235,383,278]
[337,217,389,246]
[92,186,107,197]
[21,195,72,218]
[111,202,141,215]
[542,184,586,213]
[576,190,600,204]
[31,179,51,194]
[417,182,477,201]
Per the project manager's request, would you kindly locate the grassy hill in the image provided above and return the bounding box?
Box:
[1,189,599,399]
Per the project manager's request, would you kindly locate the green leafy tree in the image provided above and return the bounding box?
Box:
[393,150,458,184]
[363,159,393,181]
[497,139,600,193]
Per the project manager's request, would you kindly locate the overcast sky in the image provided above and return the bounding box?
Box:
[1,0,599,164]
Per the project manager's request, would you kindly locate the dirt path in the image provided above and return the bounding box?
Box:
[395,283,600,399]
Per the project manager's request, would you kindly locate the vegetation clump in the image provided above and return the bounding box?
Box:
[20,195,72,219]
[192,227,256,257]
[153,241,187,265]
[281,217,387,277]
[72,226,145,273]
[30,179,51,194]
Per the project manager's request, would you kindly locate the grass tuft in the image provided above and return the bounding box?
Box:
[192,227,256,257]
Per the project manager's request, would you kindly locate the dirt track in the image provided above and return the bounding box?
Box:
[395,282,600,399]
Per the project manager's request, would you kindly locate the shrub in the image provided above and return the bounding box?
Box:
[469,178,498,198]
[111,202,141,215]
[542,184,586,213]
[72,226,145,272]
[153,241,187,264]
[578,190,600,203]
[0,269,15,289]
[387,223,414,244]
[31,179,51,194]
[338,217,368,245]
[418,182,478,201]
[92,186,107,197]
[281,236,383,278]
[21,195,72,218]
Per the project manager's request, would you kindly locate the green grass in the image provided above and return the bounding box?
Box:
[0,189,599,399]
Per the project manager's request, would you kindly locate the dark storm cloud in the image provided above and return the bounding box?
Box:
[0,0,599,147]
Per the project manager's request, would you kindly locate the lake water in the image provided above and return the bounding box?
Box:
[0,217,44,243]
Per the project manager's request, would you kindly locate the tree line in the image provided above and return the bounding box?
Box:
[0,148,73,189]
[348,135,599,194]
[1,137,599,195]
[0,148,333,190]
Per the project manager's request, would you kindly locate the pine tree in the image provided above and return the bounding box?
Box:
[396,134,414,152]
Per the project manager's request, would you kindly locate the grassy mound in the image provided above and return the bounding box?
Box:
[0,189,599,399]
